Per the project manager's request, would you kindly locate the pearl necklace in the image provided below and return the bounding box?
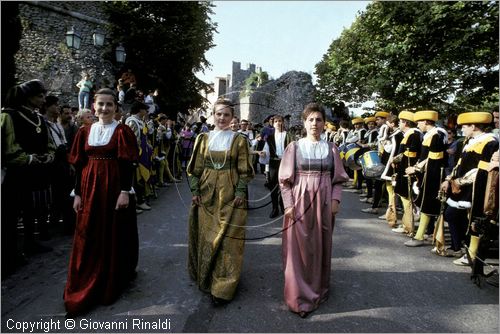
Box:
[208,149,228,170]
[18,109,42,133]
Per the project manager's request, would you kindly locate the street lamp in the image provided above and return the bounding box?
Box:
[93,32,105,47]
[65,26,82,50]
[115,43,126,63]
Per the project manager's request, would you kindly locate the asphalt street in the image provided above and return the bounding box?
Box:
[1,172,498,333]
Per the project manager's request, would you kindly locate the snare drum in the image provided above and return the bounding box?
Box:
[339,143,348,161]
[360,151,386,179]
[344,143,361,170]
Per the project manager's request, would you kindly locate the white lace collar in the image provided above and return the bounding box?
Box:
[298,137,329,159]
[88,120,118,146]
[208,129,235,151]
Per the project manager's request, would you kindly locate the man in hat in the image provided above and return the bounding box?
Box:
[439,112,498,264]
[404,110,448,247]
[379,114,405,227]
[391,111,422,234]
[358,116,378,202]
[361,111,389,214]
[126,101,153,213]
[346,117,366,191]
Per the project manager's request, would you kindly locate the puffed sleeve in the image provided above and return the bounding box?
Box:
[117,124,139,162]
[330,142,349,202]
[116,124,139,191]
[278,141,297,209]
[1,113,30,167]
[68,126,89,196]
[187,133,207,196]
[234,134,255,199]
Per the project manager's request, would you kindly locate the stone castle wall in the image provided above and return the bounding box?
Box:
[15,1,115,107]
[247,71,315,126]
[227,61,315,126]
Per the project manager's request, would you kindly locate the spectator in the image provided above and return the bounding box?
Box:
[76,73,93,110]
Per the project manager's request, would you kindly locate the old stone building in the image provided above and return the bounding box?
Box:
[242,71,315,127]
[200,61,316,127]
[14,1,119,106]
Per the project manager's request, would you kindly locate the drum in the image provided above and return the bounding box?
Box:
[339,143,348,161]
[344,143,362,170]
[360,151,386,179]
[354,147,369,170]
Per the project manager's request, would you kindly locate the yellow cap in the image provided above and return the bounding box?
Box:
[457,112,493,125]
[351,117,364,125]
[414,110,438,122]
[364,116,376,124]
[325,122,335,130]
[375,111,390,119]
[398,111,414,122]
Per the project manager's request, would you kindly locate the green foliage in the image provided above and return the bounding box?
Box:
[104,1,217,116]
[240,71,269,97]
[315,1,499,114]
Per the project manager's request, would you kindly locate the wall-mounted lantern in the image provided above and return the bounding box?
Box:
[115,43,126,63]
[93,32,105,47]
[65,26,82,50]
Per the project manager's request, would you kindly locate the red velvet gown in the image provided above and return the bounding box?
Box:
[64,124,139,315]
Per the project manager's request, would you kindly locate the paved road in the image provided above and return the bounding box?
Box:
[2,173,498,333]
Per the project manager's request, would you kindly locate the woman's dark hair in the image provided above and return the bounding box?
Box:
[302,102,326,122]
[4,79,47,108]
[94,88,118,104]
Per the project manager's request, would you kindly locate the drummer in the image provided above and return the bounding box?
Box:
[333,120,350,146]
[379,114,404,227]
[346,117,366,192]
[391,111,423,235]
[361,111,390,214]
[404,110,448,247]
[358,116,378,203]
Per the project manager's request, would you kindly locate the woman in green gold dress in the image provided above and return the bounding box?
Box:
[187,98,254,305]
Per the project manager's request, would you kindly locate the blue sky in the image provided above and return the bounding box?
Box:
[196,1,370,84]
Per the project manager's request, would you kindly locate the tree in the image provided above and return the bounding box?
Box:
[104,1,217,117]
[240,71,269,97]
[315,1,499,113]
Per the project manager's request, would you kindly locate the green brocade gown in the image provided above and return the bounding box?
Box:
[187,132,254,300]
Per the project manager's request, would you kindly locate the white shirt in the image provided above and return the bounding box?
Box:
[238,129,254,140]
[274,130,287,158]
[47,121,67,147]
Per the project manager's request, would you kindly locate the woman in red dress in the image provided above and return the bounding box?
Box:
[64,88,139,316]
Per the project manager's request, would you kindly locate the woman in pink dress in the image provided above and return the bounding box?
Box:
[278,103,348,318]
[64,88,139,317]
